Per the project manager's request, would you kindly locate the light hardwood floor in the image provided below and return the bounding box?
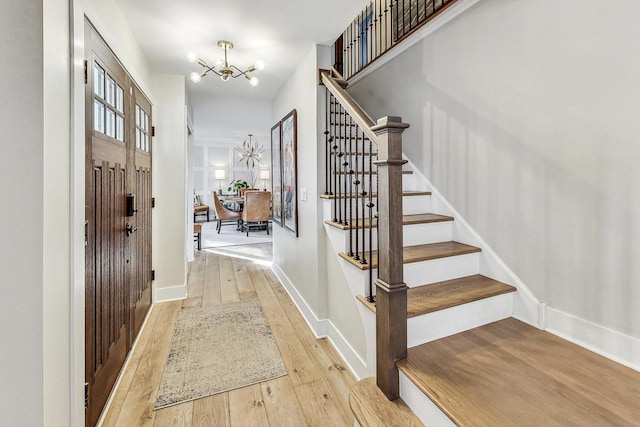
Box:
[102,245,355,426]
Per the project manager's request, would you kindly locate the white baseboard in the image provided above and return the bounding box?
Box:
[271,262,369,380]
[153,283,187,303]
[545,307,640,373]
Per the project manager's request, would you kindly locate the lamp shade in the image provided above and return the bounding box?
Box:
[260,169,270,180]
[214,169,226,180]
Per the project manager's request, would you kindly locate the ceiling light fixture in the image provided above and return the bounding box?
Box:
[188,40,264,87]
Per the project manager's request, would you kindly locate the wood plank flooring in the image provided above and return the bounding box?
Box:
[101,245,355,426]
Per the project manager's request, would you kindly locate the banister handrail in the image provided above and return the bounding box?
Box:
[320,70,378,144]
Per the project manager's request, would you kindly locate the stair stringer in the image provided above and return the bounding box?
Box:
[403,156,544,328]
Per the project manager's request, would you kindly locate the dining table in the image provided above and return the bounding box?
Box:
[218,195,244,211]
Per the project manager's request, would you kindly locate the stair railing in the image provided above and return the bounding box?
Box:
[335,0,459,79]
[321,69,409,399]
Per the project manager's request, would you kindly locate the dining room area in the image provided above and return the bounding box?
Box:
[190,130,274,262]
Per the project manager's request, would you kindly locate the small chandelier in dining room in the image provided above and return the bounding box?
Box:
[188,40,264,86]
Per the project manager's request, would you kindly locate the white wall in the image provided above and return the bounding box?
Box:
[152,73,189,301]
[348,0,640,339]
[271,45,366,361]
[0,2,45,425]
[272,45,326,318]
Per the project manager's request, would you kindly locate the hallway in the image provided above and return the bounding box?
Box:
[101,247,355,426]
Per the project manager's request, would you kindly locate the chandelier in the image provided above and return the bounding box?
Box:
[188,40,264,86]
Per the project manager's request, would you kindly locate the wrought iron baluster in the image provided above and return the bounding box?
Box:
[347,115,354,256]
[324,89,330,195]
[353,125,361,262]
[366,135,375,300]
[331,98,340,222]
[342,112,350,226]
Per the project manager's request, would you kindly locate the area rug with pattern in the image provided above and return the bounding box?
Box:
[154,299,287,409]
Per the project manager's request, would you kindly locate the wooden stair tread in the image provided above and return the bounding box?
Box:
[340,241,481,270]
[356,274,516,318]
[320,190,431,200]
[350,377,424,427]
[397,317,640,426]
[326,213,453,230]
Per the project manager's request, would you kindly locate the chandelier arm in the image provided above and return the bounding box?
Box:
[229,65,250,78]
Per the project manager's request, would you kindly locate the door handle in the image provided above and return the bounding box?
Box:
[126,223,138,236]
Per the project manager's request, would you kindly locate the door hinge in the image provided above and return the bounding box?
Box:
[151,197,156,208]
[151,126,156,137]
[84,382,89,409]
[84,220,89,246]
[83,60,88,84]
[151,270,156,281]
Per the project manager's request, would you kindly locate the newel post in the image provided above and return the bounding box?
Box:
[372,116,409,400]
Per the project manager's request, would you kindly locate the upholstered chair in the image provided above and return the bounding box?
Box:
[212,192,241,234]
[193,194,210,222]
[241,191,271,236]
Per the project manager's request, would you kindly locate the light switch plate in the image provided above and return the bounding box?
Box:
[301,188,308,201]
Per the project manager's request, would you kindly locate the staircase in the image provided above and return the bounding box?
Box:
[320,70,640,426]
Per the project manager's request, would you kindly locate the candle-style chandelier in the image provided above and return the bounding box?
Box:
[188,40,264,87]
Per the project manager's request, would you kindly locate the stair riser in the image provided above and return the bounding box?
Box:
[407,293,514,348]
[340,221,453,251]
[323,195,431,221]
[340,252,481,292]
[399,373,455,427]
[404,253,480,288]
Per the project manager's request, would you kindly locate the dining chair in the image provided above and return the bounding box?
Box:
[241,191,271,236]
[212,192,241,234]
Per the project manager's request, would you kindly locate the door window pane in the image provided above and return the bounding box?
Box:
[93,62,104,98]
[116,115,124,141]
[116,85,124,113]
[94,100,104,133]
[106,109,115,138]
[106,75,115,106]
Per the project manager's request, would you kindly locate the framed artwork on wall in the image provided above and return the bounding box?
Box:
[281,109,298,236]
[271,122,283,226]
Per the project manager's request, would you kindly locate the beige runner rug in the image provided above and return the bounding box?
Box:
[154,299,287,409]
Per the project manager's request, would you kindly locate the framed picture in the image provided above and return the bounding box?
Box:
[281,109,298,236]
[271,122,283,226]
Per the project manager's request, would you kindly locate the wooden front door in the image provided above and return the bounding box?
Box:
[84,20,152,426]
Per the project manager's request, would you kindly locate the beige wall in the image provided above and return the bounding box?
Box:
[349,0,640,339]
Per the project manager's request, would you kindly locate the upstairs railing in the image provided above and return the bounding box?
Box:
[321,69,409,399]
[335,0,458,79]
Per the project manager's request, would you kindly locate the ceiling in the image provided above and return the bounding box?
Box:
[115,0,370,104]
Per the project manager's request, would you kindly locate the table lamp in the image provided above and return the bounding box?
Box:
[215,169,226,194]
[260,169,270,191]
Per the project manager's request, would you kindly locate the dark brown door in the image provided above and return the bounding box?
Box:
[131,87,153,339]
[84,20,152,426]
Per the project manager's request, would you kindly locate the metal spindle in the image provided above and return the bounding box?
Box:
[331,98,340,222]
[366,135,374,301]
[324,90,330,195]
[342,111,349,225]
[353,126,361,262]
[347,115,354,257]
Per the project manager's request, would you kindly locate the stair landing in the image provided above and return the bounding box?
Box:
[397,317,640,426]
